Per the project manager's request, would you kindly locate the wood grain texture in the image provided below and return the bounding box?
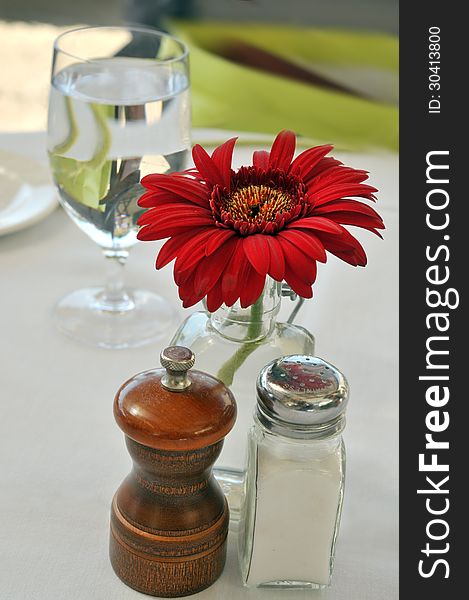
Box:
[114,368,237,451]
[110,521,227,598]
[110,362,236,597]
[110,440,229,597]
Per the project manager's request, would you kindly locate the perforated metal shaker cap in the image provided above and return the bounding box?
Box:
[256,355,349,439]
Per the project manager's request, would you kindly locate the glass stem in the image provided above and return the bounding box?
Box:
[97,249,135,312]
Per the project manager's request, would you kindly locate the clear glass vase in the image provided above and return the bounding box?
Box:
[170,277,315,518]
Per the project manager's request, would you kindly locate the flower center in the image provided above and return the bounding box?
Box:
[223,184,296,224]
[210,166,309,235]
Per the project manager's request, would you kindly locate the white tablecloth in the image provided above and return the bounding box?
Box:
[0,132,398,600]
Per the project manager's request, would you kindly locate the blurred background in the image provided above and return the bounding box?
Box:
[0,0,398,29]
[0,0,398,147]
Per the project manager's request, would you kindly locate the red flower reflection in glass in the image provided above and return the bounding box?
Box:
[137,130,384,312]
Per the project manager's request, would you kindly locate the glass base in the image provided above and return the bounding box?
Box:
[53,286,176,349]
[253,581,329,590]
[214,467,244,526]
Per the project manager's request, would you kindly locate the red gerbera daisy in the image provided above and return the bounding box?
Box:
[137,130,384,312]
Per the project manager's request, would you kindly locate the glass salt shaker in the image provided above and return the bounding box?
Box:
[238,355,349,589]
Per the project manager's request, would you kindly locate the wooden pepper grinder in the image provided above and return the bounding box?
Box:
[109,346,237,597]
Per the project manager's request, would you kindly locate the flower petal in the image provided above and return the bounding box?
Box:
[156,228,209,269]
[137,205,211,227]
[138,215,214,240]
[211,137,237,190]
[178,271,205,308]
[137,190,160,208]
[222,239,247,306]
[205,229,237,256]
[313,199,383,220]
[289,145,333,178]
[141,174,210,207]
[302,157,343,184]
[138,223,212,241]
[264,235,285,281]
[319,211,385,233]
[206,279,224,312]
[277,235,318,283]
[309,166,370,192]
[138,190,189,208]
[283,270,314,298]
[286,216,343,235]
[278,229,327,263]
[142,213,214,231]
[315,227,367,266]
[174,229,218,274]
[280,239,316,297]
[240,265,266,308]
[269,130,296,171]
[192,144,225,187]
[253,150,270,170]
[311,183,378,207]
[193,238,237,297]
[243,235,270,276]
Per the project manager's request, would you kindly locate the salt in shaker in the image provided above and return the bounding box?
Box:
[238,355,348,589]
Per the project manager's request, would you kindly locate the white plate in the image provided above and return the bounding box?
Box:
[0,150,58,236]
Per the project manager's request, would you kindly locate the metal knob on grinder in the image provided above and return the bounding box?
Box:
[160,346,195,391]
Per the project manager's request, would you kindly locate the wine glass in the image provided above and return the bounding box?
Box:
[47,26,190,348]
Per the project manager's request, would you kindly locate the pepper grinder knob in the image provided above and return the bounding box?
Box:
[160,346,195,391]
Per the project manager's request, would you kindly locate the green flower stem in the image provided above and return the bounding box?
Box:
[216,293,265,386]
[53,98,111,167]
[52,96,78,155]
[49,101,113,210]
[87,103,112,169]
